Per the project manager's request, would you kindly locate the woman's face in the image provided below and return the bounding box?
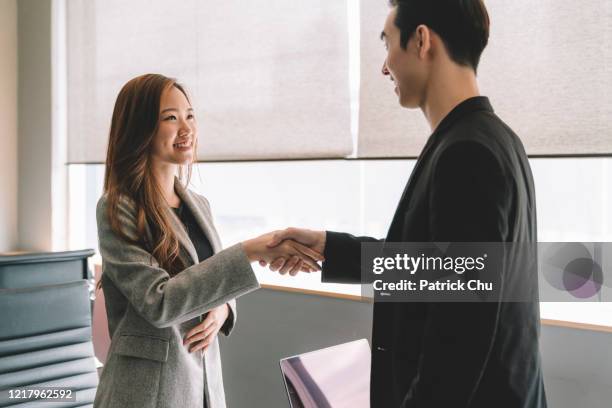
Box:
[150,85,197,166]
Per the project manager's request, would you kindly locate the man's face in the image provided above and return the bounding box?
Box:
[381,7,427,108]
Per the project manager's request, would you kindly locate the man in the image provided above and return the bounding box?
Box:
[265,0,547,407]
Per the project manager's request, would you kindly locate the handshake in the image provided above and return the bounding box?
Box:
[241,228,326,276]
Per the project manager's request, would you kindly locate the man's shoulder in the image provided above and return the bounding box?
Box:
[437,110,523,162]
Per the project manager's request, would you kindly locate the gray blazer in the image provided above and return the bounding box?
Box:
[93,177,259,408]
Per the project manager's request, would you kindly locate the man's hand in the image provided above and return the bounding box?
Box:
[242,231,324,276]
[262,228,326,275]
[183,303,229,353]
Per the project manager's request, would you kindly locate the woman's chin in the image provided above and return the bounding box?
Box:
[168,154,194,166]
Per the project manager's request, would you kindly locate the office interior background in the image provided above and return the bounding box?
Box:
[1,0,611,407]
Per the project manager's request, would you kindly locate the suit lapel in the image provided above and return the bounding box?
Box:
[386,132,439,240]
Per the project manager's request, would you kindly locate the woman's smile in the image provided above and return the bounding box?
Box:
[173,139,193,150]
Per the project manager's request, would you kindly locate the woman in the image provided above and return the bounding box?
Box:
[93,74,322,408]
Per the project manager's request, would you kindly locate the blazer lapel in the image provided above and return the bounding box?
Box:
[165,186,199,265]
[174,177,222,254]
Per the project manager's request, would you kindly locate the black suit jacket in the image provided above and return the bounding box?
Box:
[322,97,547,407]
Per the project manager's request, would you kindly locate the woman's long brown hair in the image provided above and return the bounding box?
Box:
[98,74,197,289]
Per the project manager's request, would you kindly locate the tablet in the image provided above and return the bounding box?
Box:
[279,339,371,408]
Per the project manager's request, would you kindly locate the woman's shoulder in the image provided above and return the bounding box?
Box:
[97,193,137,211]
[96,193,138,225]
[96,192,142,242]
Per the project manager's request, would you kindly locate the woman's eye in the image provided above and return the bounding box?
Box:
[187,114,195,120]
[164,115,177,121]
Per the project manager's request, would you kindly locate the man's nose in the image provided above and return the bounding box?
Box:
[381,60,390,76]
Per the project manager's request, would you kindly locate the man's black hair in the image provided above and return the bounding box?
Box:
[389,0,490,72]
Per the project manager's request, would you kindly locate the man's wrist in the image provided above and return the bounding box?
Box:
[320,230,327,252]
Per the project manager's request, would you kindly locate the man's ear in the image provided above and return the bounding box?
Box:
[414,24,431,59]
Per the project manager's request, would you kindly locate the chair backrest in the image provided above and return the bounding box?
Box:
[0,250,95,289]
[0,280,99,407]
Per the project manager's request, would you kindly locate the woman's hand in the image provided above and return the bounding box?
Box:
[183,303,230,353]
[242,232,324,275]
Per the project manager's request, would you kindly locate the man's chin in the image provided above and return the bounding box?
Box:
[398,96,414,109]
[397,94,420,110]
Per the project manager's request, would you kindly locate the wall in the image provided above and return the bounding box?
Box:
[0,0,18,252]
[220,288,612,408]
[17,0,53,251]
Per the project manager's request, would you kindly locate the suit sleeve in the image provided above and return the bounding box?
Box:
[321,231,382,284]
[96,196,260,329]
[402,141,511,407]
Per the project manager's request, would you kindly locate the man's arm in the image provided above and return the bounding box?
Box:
[402,141,511,407]
[322,231,382,284]
[267,228,382,283]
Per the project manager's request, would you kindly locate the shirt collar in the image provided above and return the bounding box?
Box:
[432,96,493,136]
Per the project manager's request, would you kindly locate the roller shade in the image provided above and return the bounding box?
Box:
[67,0,353,163]
[358,0,612,157]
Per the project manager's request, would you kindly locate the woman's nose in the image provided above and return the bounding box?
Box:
[179,119,194,136]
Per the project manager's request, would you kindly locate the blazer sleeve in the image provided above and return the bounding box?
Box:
[321,231,382,284]
[402,141,511,407]
[96,195,260,329]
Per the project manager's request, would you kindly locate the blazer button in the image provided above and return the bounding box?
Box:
[376,346,387,351]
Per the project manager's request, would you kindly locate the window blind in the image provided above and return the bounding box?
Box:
[66,0,353,163]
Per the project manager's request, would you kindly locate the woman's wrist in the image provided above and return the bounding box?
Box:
[241,239,260,262]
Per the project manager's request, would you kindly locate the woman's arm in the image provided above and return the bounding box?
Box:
[97,195,259,328]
